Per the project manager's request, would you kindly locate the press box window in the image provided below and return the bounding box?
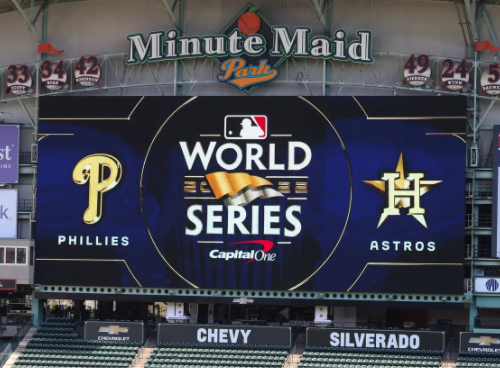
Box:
[6,248,15,264]
[17,248,26,264]
[1,247,28,265]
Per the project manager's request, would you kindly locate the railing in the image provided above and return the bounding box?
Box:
[465,279,473,293]
[0,319,31,367]
[130,337,149,368]
[476,244,492,258]
[18,199,33,212]
[465,244,471,259]
[2,51,500,103]
[465,214,492,228]
[286,343,297,368]
[19,152,32,165]
[465,243,492,258]
[466,184,493,198]
[475,318,500,329]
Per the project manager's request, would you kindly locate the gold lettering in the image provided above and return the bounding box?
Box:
[295,182,308,194]
[200,181,211,193]
[278,182,290,193]
[73,154,122,225]
[184,181,196,193]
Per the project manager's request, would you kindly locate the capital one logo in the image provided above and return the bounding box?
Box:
[73,154,122,224]
[364,153,441,228]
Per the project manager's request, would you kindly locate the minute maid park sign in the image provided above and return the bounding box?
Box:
[126,3,373,94]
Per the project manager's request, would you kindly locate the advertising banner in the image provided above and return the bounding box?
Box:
[0,125,19,184]
[460,333,500,353]
[307,328,445,351]
[36,96,465,293]
[0,189,17,238]
[84,321,143,342]
[158,324,291,346]
[475,277,500,293]
[0,279,16,290]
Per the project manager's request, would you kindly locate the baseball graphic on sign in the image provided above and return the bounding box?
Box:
[238,7,261,35]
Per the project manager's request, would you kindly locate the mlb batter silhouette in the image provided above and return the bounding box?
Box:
[240,118,264,138]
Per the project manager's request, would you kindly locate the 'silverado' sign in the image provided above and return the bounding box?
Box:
[157,324,291,346]
[307,328,445,351]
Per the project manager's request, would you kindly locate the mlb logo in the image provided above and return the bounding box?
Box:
[224,115,267,139]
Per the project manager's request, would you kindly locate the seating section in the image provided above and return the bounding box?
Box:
[146,343,289,368]
[457,351,500,367]
[12,319,141,368]
[299,347,443,368]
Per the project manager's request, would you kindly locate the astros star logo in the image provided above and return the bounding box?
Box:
[363,153,442,228]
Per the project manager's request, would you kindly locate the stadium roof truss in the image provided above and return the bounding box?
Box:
[34,285,470,305]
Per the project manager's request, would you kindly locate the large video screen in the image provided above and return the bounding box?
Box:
[36,96,465,293]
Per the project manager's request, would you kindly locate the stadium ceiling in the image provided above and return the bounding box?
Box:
[1,0,500,16]
[0,0,85,15]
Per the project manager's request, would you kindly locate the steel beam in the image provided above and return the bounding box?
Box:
[176,0,184,96]
[18,100,35,129]
[481,7,500,61]
[464,0,479,41]
[34,284,470,303]
[11,0,41,42]
[158,0,178,28]
[477,100,496,131]
[311,0,329,35]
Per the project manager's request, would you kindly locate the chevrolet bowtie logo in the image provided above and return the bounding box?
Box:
[98,325,129,335]
[469,336,500,346]
[364,152,442,228]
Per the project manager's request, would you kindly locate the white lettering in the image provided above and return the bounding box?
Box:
[180,141,216,170]
[288,142,312,170]
[186,205,203,236]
